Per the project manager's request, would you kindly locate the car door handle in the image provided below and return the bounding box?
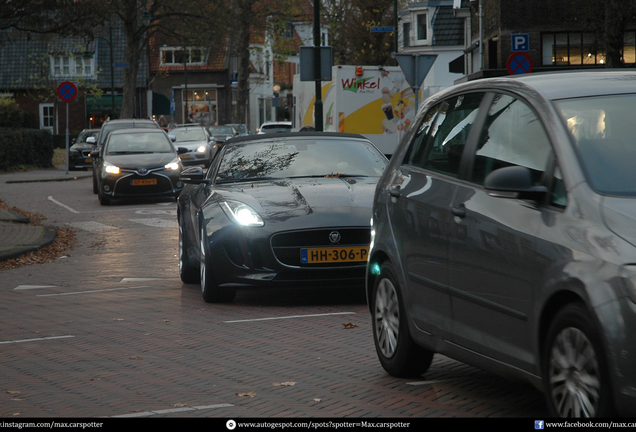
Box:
[388,185,401,198]
[451,205,466,218]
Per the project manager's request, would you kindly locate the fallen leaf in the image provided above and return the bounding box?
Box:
[273,382,296,387]
[342,322,358,329]
[129,356,142,360]
[172,403,188,407]
[313,398,322,402]
[113,318,124,321]
[236,391,256,398]
[6,391,20,395]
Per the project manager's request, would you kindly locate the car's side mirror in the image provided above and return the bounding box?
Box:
[86,136,96,144]
[177,147,188,154]
[169,135,176,142]
[484,166,548,201]
[180,166,208,184]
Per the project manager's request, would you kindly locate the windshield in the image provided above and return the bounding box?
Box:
[106,132,174,154]
[171,128,207,142]
[556,94,636,196]
[260,124,291,133]
[99,122,159,145]
[215,138,387,183]
[210,126,235,135]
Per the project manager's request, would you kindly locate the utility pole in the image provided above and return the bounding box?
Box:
[313,0,323,131]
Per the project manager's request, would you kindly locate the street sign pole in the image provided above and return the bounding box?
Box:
[57,81,78,174]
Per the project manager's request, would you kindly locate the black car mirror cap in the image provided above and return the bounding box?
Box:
[484,165,549,201]
[180,166,208,183]
[177,147,188,154]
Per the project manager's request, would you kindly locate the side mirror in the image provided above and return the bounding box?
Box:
[169,135,176,142]
[86,136,96,144]
[177,147,188,154]
[180,166,208,184]
[484,166,548,201]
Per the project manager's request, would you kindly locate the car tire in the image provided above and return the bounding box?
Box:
[199,226,236,303]
[178,218,199,284]
[371,262,433,378]
[542,303,614,418]
[98,191,110,206]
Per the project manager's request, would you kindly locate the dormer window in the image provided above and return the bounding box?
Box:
[160,47,205,66]
[50,55,94,77]
[417,13,428,41]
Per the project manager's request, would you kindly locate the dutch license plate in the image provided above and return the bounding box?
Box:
[131,178,157,186]
[301,246,369,264]
[85,158,92,163]
[179,154,191,159]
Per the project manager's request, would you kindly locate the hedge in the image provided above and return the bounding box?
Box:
[0,128,54,171]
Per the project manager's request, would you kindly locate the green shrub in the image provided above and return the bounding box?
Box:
[0,128,54,171]
[0,103,38,129]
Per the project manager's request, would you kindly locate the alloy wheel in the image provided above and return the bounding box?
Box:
[548,327,601,417]
[374,277,400,359]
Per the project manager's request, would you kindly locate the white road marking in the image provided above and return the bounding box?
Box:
[224,312,356,323]
[120,278,162,282]
[36,286,150,297]
[67,221,118,232]
[111,403,234,418]
[129,218,178,228]
[0,335,75,345]
[13,285,57,290]
[48,196,80,213]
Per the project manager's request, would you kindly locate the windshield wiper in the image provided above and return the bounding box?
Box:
[216,176,280,184]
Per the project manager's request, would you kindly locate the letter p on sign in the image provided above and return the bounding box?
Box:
[512,34,529,52]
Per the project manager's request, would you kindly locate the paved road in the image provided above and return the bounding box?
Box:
[0,175,548,419]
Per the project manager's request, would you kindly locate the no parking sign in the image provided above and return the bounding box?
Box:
[57,81,78,102]
[506,53,533,75]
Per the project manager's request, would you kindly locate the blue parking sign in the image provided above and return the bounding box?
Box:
[512,34,529,52]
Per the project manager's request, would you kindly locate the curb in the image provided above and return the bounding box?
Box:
[0,225,57,262]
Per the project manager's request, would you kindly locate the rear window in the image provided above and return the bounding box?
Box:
[260,124,292,134]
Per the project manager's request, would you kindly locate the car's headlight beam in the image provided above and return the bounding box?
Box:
[221,201,264,227]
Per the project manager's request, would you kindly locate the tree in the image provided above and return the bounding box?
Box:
[228,0,305,126]
[583,0,636,67]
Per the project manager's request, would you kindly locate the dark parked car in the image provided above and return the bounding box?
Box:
[169,125,216,167]
[92,129,184,205]
[91,119,161,193]
[208,125,237,145]
[367,70,636,418]
[69,128,99,170]
[177,132,388,303]
[225,123,250,136]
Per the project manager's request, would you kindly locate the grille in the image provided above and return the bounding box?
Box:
[114,174,175,196]
[271,228,370,267]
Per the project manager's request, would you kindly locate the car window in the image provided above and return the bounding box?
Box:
[215,139,386,183]
[556,94,636,196]
[413,93,484,177]
[470,93,553,186]
[106,132,173,154]
[171,128,207,142]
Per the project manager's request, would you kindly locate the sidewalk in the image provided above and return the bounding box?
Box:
[0,166,91,262]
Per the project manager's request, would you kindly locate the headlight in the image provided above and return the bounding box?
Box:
[104,162,120,175]
[196,145,207,153]
[164,158,181,171]
[221,201,264,227]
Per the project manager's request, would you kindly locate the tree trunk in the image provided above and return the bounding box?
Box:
[236,0,256,129]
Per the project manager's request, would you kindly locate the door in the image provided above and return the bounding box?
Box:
[448,93,555,371]
[387,92,485,337]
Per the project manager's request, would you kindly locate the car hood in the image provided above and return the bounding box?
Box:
[211,134,233,141]
[213,176,378,228]
[105,153,177,169]
[601,197,636,248]
[71,143,95,151]
[173,140,208,150]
